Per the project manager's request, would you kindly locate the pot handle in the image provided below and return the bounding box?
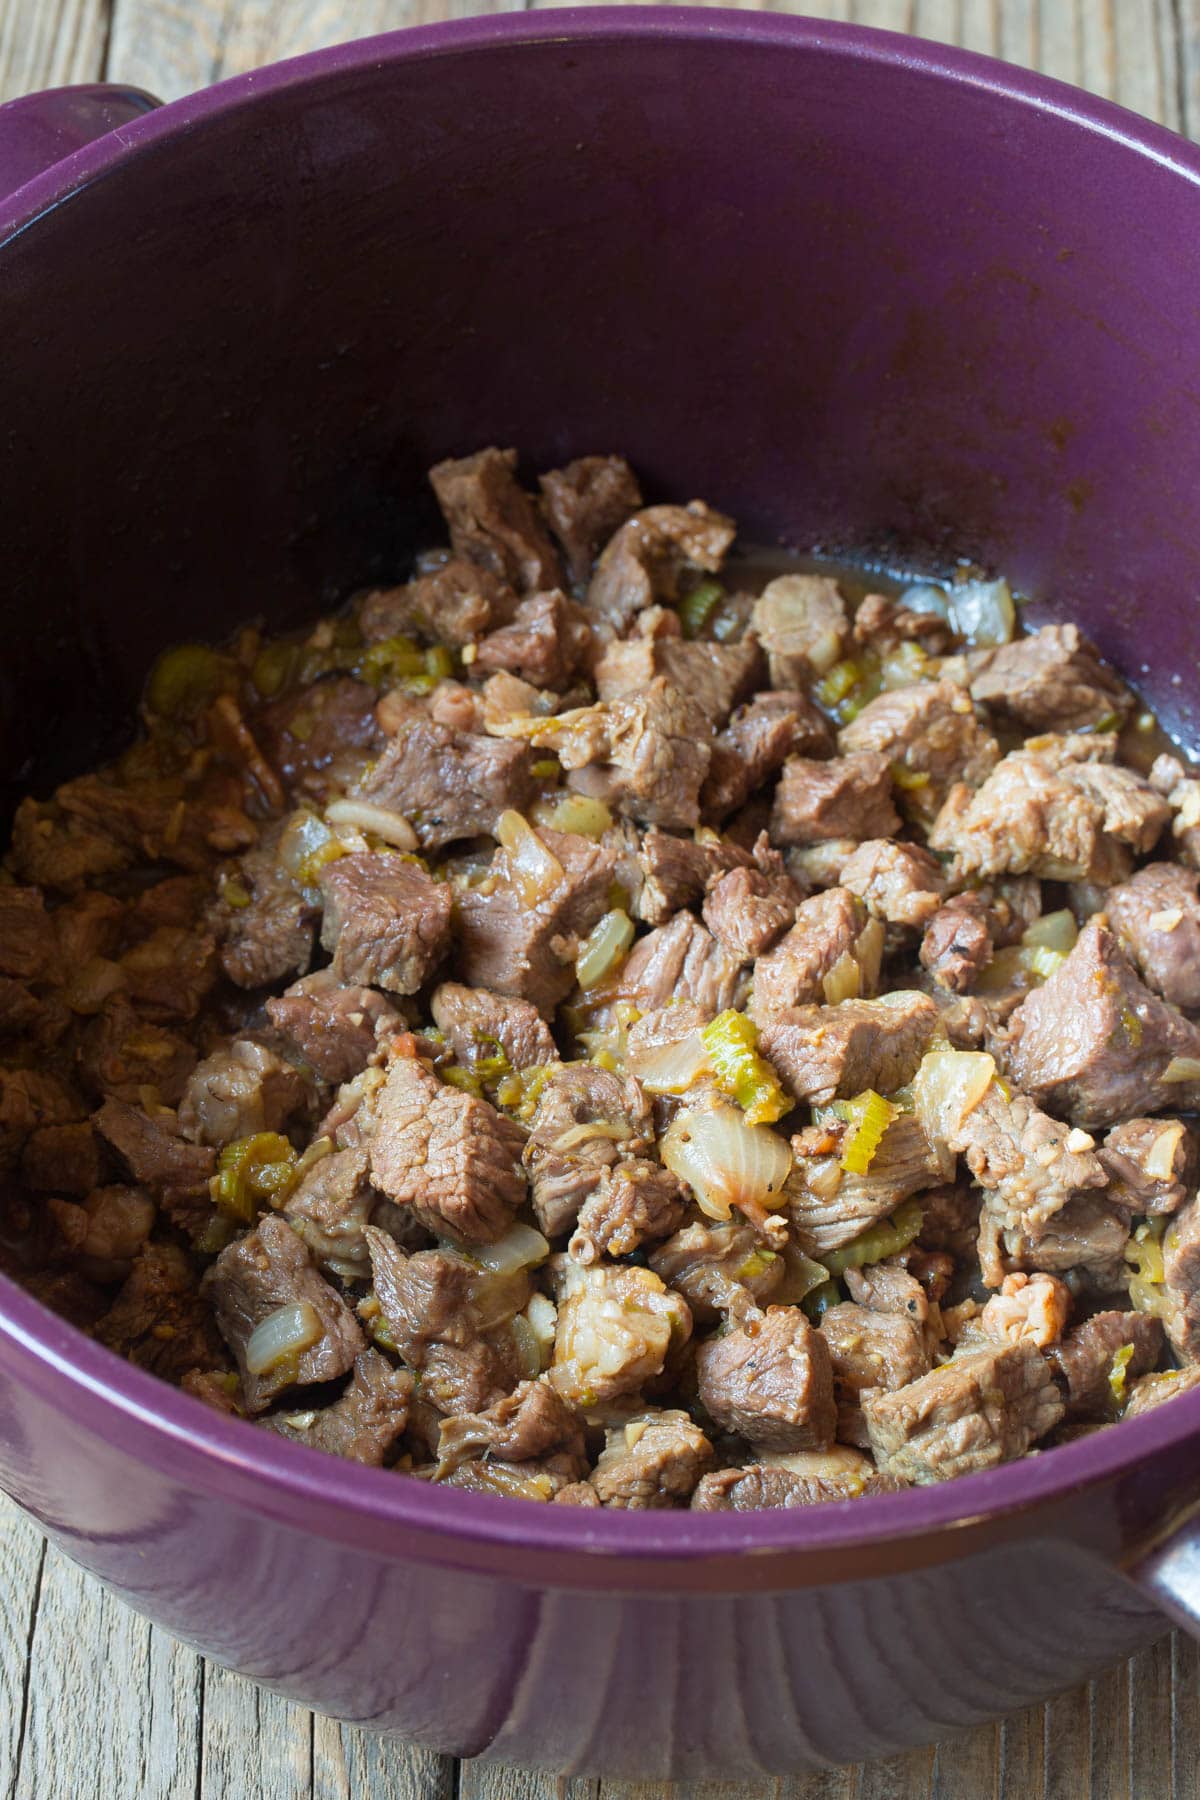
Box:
[1130,1504,1200,1637]
[0,82,161,205]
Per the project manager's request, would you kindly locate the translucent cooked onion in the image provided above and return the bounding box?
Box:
[575,908,635,988]
[531,793,613,839]
[913,1048,996,1141]
[550,1120,635,1152]
[946,576,1015,647]
[523,1291,558,1359]
[324,798,418,851]
[496,810,565,906]
[822,951,862,1005]
[661,1103,792,1224]
[244,1301,323,1375]
[1022,908,1078,954]
[277,808,336,880]
[1145,1123,1185,1182]
[626,1030,711,1095]
[471,1221,550,1275]
[899,583,951,621]
[1163,1057,1200,1083]
[511,1313,544,1380]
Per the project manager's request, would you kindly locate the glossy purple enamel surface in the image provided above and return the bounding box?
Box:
[3,12,1200,1775]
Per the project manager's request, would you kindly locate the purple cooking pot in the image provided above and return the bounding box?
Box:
[2,10,1200,1778]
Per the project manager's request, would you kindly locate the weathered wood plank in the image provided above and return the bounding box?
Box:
[0,1501,46,1800]
[313,1715,455,1800]
[0,0,110,102]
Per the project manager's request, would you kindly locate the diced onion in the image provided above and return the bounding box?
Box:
[530,793,613,839]
[627,1031,711,1095]
[497,810,565,906]
[822,951,862,1006]
[575,908,635,989]
[1163,1057,1200,1083]
[1022,909,1078,954]
[511,1314,544,1379]
[471,1221,550,1275]
[946,576,1015,647]
[524,1291,558,1355]
[277,809,336,881]
[913,1048,995,1141]
[551,1120,635,1152]
[661,1103,792,1225]
[899,583,951,621]
[1145,1124,1185,1182]
[324,799,418,851]
[244,1301,323,1375]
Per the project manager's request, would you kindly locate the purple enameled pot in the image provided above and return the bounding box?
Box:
[3,12,1200,1777]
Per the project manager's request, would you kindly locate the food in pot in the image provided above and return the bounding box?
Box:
[3,443,1198,1510]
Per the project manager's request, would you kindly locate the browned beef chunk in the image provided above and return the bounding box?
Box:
[548,1258,692,1407]
[430,982,558,1074]
[20,1123,100,1197]
[553,1481,603,1507]
[1125,1366,1200,1417]
[258,676,383,803]
[691,1449,905,1509]
[317,853,452,995]
[863,1342,1064,1482]
[853,592,957,655]
[521,1064,677,1255]
[456,826,617,1016]
[435,1377,585,1475]
[770,753,899,846]
[750,576,848,687]
[49,1185,157,1284]
[556,680,714,830]
[843,1256,945,1363]
[609,911,747,1017]
[0,887,55,980]
[282,1145,378,1278]
[359,556,515,648]
[266,971,400,1085]
[93,1098,215,1242]
[353,719,535,851]
[365,1226,524,1414]
[1006,921,1200,1125]
[119,926,218,1023]
[648,1220,786,1324]
[1049,1311,1163,1420]
[78,1002,198,1107]
[821,1301,931,1443]
[96,1242,224,1382]
[439,1455,582,1500]
[589,1410,714,1508]
[997,1194,1130,1292]
[701,690,834,822]
[178,1039,308,1148]
[839,680,998,825]
[0,978,55,1044]
[55,890,126,966]
[840,840,947,929]
[702,864,803,960]
[8,795,135,892]
[267,1349,414,1465]
[0,1070,82,1170]
[967,624,1132,733]
[1100,1117,1195,1216]
[19,1266,107,1329]
[474,589,593,689]
[430,447,562,592]
[1105,863,1200,1012]
[633,828,750,928]
[759,991,938,1105]
[930,735,1168,882]
[365,1053,526,1243]
[570,1162,687,1263]
[1148,754,1200,870]
[538,455,643,587]
[919,893,994,992]
[696,1306,836,1451]
[51,769,255,874]
[585,502,734,634]
[203,1215,364,1413]
[218,829,317,991]
[1162,1194,1200,1362]
[594,635,762,727]
[786,1114,949,1255]
[750,887,882,1020]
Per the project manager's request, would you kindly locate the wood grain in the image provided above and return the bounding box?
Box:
[1,0,1200,1795]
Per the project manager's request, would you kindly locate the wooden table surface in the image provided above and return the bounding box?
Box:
[1,0,1199,1794]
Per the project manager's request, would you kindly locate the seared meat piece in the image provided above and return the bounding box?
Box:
[975,1272,1071,1348]
[1162,1194,1200,1362]
[317,852,452,995]
[863,1342,1064,1482]
[440,1455,583,1500]
[759,990,938,1105]
[474,589,593,689]
[95,1242,225,1382]
[648,1219,786,1324]
[53,884,122,967]
[1125,1366,1200,1417]
[998,1195,1131,1292]
[365,1226,525,1415]
[365,1052,526,1244]
[0,886,55,980]
[359,556,515,648]
[840,839,946,928]
[750,575,847,688]
[51,769,254,874]
[966,623,1131,733]
[1149,753,1200,870]
[919,893,994,992]
[691,1447,905,1509]
[0,1069,81,1170]
[570,1163,687,1263]
[48,1184,156,1285]
[839,680,998,824]
[429,446,562,592]
[119,926,218,1023]
[1049,1311,1163,1420]
[93,1095,215,1198]
[930,735,1168,882]
[556,680,714,830]
[770,753,900,846]
[20,1123,100,1197]
[204,1215,365,1413]
[594,635,762,727]
[77,1002,198,1107]
[821,1301,930,1443]
[548,1259,692,1407]
[456,826,617,1016]
[436,1377,585,1475]
[266,971,401,1085]
[178,1039,308,1148]
[1100,1117,1195,1216]
[353,719,535,851]
[1006,921,1200,1125]
[1105,862,1200,1011]
[268,1349,414,1465]
[257,676,383,803]
[585,502,734,635]
[0,978,57,1046]
[853,592,957,655]
[431,982,558,1073]
[635,828,750,928]
[696,1306,836,1451]
[217,828,317,991]
[750,887,882,1020]
[538,454,643,587]
[786,1114,949,1255]
[8,795,132,891]
[702,864,803,960]
[589,1410,714,1508]
[610,911,747,1017]
[129,876,208,935]
[282,1145,378,1278]
[843,1256,944,1362]
[701,690,834,822]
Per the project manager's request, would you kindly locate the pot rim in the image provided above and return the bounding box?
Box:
[3,6,1200,1578]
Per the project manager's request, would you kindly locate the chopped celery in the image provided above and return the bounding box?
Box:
[214,1132,299,1223]
[678,579,724,639]
[442,1066,484,1098]
[802,1278,842,1322]
[701,1009,790,1126]
[251,641,300,698]
[357,635,427,687]
[146,643,229,718]
[1108,1342,1135,1407]
[821,1197,924,1277]
[837,1089,899,1175]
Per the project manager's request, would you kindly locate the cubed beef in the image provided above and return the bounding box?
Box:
[839,680,998,824]
[608,911,747,1017]
[1105,862,1200,1011]
[0,978,56,1045]
[853,592,957,655]
[770,753,899,846]
[266,971,401,1085]
[177,1039,308,1148]
[786,1114,949,1255]
[696,1306,836,1451]
[474,589,593,689]
[1149,754,1200,870]
[317,852,452,995]
[997,1195,1131,1292]
[440,1456,583,1501]
[702,864,803,960]
[548,1258,692,1407]
[282,1145,379,1278]
[1100,1117,1195,1216]
[52,769,255,873]
[0,1070,82,1170]
[78,1002,198,1107]
[840,840,947,928]
[589,1410,714,1508]
[436,1377,585,1475]
[49,1185,157,1284]
[585,502,735,634]
[967,623,1132,733]
[365,1053,526,1243]
[20,1123,100,1197]
[353,718,535,851]
[634,828,751,927]
[257,675,384,804]
[1006,921,1200,1125]
[759,990,938,1105]
[821,1301,930,1443]
[203,1215,364,1413]
[359,556,515,647]
[1163,1194,1200,1362]
[1049,1310,1163,1419]
[54,889,125,967]
[750,887,882,1020]
[594,635,762,727]
[701,690,834,823]
[556,680,714,830]
[919,893,995,993]
[1125,1366,1200,1417]
[8,796,132,891]
[569,1162,687,1263]
[430,982,558,1074]
[538,454,643,588]
[430,446,562,592]
[522,1064,665,1241]
[648,1219,786,1324]
[975,1272,1072,1348]
[217,829,317,991]
[862,1342,1064,1482]
[843,1256,945,1361]
[119,926,218,1022]
[691,1448,905,1509]
[267,1349,414,1466]
[96,1242,225,1383]
[0,886,55,980]
[456,826,617,1015]
[750,575,847,687]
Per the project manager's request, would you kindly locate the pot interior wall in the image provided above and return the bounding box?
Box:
[3,28,1199,811]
